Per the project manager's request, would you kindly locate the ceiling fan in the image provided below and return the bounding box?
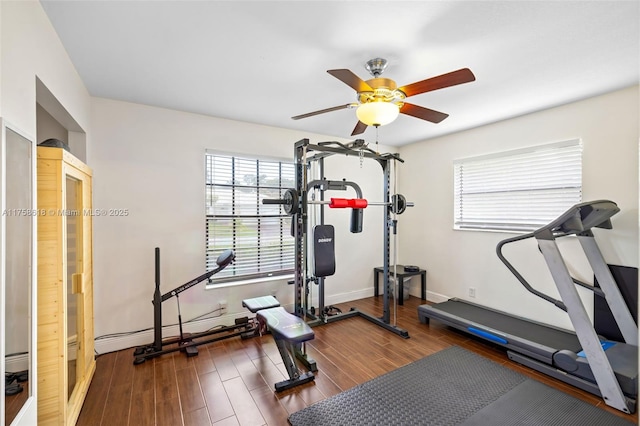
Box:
[292,58,475,136]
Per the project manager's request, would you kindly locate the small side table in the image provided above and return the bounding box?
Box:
[374,265,427,306]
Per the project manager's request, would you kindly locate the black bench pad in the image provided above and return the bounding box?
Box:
[257,307,314,343]
[242,295,280,313]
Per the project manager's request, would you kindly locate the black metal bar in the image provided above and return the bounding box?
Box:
[353,309,409,338]
[256,159,262,275]
[153,247,163,351]
[302,308,409,339]
[293,139,307,318]
[208,214,286,219]
[318,158,326,313]
[161,265,224,302]
[176,294,184,341]
[232,158,237,275]
[573,277,606,298]
[496,232,568,311]
[305,143,392,161]
[134,322,256,363]
[382,158,391,324]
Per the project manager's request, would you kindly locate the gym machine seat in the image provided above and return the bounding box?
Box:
[256,307,316,392]
[242,295,281,313]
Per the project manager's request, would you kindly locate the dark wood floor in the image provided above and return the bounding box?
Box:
[75,296,636,426]
[5,378,29,425]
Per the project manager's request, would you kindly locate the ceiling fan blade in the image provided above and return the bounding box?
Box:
[351,121,368,136]
[400,103,449,123]
[292,104,352,120]
[327,69,373,92]
[398,68,475,98]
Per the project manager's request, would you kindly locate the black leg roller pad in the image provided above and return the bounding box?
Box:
[257,307,316,392]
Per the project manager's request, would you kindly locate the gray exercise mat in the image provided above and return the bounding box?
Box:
[288,346,634,426]
[461,379,631,426]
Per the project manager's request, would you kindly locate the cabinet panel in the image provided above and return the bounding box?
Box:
[37,147,95,426]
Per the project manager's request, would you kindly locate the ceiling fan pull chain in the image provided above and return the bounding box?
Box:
[375,125,380,154]
[359,145,364,168]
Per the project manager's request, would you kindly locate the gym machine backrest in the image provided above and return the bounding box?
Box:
[313,225,336,278]
[163,249,235,299]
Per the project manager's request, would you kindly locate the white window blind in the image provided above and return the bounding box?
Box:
[454,139,582,232]
[205,153,295,283]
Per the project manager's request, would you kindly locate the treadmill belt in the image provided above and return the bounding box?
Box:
[428,300,582,352]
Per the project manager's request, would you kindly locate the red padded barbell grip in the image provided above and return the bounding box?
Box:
[329,198,350,208]
[349,199,368,208]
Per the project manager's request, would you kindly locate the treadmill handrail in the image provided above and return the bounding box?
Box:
[496,233,568,311]
[533,200,619,239]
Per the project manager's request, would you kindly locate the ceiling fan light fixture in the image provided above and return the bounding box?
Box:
[356,101,399,127]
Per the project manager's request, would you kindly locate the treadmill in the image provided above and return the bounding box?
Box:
[418,200,638,414]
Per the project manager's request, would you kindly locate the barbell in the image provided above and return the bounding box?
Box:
[262,188,413,216]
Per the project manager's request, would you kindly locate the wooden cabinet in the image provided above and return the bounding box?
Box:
[37,147,95,426]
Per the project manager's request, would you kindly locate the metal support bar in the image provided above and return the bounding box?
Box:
[577,235,638,345]
[277,339,300,380]
[537,239,631,413]
[307,199,413,207]
[303,308,409,338]
[382,159,391,324]
[273,340,315,391]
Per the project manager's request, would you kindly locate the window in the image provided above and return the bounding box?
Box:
[454,139,582,232]
[205,152,295,283]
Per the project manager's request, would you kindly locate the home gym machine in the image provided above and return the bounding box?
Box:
[263,138,414,346]
[132,248,278,364]
[418,200,638,413]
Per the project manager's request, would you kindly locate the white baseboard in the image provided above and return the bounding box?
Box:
[6,353,29,373]
[6,339,79,373]
[426,290,450,304]
[94,310,266,355]
[322,288,373,306]
[94,287,443,355]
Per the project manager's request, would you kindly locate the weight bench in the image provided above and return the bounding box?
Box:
[241,295,281,336]
[241,295,281,315]
[256,307,316,392]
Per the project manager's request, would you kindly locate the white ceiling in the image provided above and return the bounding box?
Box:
[41,1,639,147]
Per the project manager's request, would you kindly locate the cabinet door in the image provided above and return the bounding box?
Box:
[63,164,93,419]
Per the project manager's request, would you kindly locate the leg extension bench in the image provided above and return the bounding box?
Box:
[256,307,316,392]
[241,295,281,336]
[241,295,281,313]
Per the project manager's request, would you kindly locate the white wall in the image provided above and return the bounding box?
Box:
[1,3,92,425]
[90,97,394,353]
[399,86,639,331]
[1,1,90,140]
[36,104,68,144]
[0,1,3,118]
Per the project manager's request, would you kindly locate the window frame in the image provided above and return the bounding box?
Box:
[205,150,295,285]
[453,139,583,233]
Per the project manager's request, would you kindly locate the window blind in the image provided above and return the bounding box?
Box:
[454,140,582,232]
[205,153,295,283]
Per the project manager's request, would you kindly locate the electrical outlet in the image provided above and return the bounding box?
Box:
[468,287,476,298]
[219,300,227,311]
